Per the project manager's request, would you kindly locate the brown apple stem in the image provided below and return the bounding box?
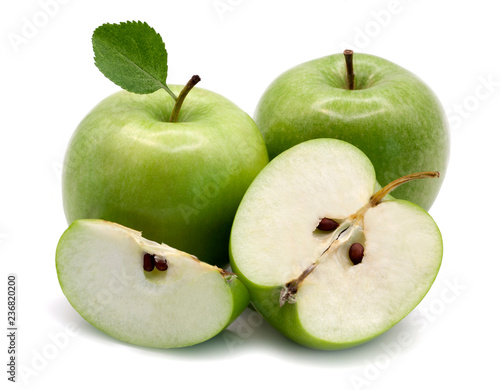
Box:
[344,49,355,90]
[169,75,201,123]
[370,171,440,207]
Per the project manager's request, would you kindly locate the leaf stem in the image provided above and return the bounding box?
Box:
[344,49,355,90]
[169,75,201,123]
[162,84,178,101]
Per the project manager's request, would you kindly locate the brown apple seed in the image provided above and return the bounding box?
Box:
[143,253,155,272]
[317,218,340,231]
[349,243,364,265]
[155,256,169,271]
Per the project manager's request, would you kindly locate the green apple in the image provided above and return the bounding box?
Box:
[62,86,268,267]
[254,52,449,210]
[229,139,443,350]
[56,219,250,348]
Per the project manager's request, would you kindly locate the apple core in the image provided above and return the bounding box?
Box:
[281,170,440,306]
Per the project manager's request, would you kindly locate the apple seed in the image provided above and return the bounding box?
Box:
[349,243,364,265]
[317,218,340,231]
[155,256,169,271]
[143,253,155,272]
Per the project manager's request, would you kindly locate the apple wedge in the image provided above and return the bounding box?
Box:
[56,219,249,348]
[230,139,443,349]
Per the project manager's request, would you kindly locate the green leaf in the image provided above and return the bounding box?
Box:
[92,21,177,99]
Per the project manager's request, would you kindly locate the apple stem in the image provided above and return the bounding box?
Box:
[370,171,440,207]
[344,49,355,90]
[169,75,201,123]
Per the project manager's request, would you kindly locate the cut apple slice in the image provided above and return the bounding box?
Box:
[56,219,249,348]
[230,139,443,349]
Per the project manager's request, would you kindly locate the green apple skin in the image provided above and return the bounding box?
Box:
[63,86,268,268]
[223,273,252,326]
[230,200,442,350]
[254,53,449,210]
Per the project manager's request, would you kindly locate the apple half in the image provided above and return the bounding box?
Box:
[56,219,249,348]
[230,139,443,349]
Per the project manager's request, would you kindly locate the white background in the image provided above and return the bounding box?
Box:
[1,0,499,388]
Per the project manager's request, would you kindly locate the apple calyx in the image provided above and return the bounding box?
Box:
[169,75,201,122]
[343,49,355,90]
[220,270,238,284]
[279,171,440,307]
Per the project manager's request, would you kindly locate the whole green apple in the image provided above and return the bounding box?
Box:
[63,86,268,267]
[254,52,449,210]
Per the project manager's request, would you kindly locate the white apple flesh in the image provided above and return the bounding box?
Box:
[56,219,249,348]
[230,139,443,349]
